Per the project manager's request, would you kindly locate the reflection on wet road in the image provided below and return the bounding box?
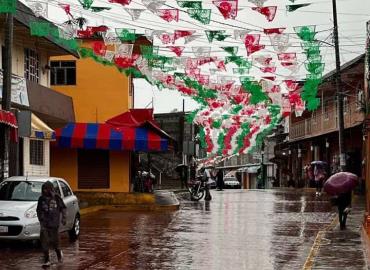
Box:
[0,190,335,270]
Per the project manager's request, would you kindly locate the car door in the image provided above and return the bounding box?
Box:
[58,179,76,230]
[51,180,66,231]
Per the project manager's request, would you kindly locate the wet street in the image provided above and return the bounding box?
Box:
[0,190,356,270]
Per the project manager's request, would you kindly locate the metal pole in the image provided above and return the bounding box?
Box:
[1,12,14,179]
[332,0,346,171]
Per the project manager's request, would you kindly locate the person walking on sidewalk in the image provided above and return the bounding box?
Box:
[216,169,224,191]
[37,181,67,267]
[335,191,352,230]
[314,164,327,196]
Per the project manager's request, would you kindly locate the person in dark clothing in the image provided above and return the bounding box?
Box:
[37,181,67,266]
[216,169,224,191]
[335,192,352,230]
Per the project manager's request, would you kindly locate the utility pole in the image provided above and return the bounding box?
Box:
[332,0,346,171]
[0,12,14,179]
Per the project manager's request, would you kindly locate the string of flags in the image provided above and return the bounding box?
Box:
[1,0,325,159]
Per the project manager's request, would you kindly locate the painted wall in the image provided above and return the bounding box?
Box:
[0,34,51,87]
[50,41,132,192]
[50,147,130,193]
[23,138,50,176]
[50,41,132,123]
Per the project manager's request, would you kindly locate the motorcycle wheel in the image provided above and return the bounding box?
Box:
[191,188,205,201]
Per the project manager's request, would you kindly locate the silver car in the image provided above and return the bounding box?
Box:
[224,177,241,189]
[0,176,80,241]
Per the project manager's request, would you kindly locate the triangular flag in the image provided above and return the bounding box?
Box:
[158,33,175,44]
[116,44,134,57]
[156,9,179,22]
[260,66,277,73]
[248,0,267,7]
[174,30,195,41]
[90,6,111,12]
[278,53,297,62]
[115,28,136,41]
[246,45,265,56]
[205,30,230,42]
[212,0,238,19]
[269,33,290,53]
[244,34,261,47]
[184,34,202,44]
[221,46,238,55]
[286,3,311,12]
[253,55,273,66]
[294,25,316,41]
[103,32,121,45]
[168,46,185,56]
[27,1,48,17]
[58,3,72,16]
[251,6,277,22]
[109,0,132,5]
[103,51,115,62]
[187,9,211,24]
[124,8,145,20]
[234,29,252,40]
[192,47,211,57]
[177,1,202,9]
[78,0,94,10]
[263,28,286,35]
[142,0,166,13]
[92,41,107,56]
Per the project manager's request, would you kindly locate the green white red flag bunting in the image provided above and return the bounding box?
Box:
[23,0,326,157]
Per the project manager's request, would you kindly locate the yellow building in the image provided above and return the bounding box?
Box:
[49,39,169,194]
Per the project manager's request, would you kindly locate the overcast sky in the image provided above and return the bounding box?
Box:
[31,0,370,113]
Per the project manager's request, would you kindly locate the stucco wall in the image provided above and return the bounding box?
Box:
[50,147,130,193]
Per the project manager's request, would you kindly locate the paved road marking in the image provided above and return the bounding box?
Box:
[302,215,338,270]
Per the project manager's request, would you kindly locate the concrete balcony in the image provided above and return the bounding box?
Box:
[290,101,364,141]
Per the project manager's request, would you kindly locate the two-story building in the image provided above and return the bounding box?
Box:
[50,37,172,195]
[0,1,76,178]
[286,55,365,188]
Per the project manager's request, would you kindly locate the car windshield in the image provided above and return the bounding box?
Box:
[0,181,43,201]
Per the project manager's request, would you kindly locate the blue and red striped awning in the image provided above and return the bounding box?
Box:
[54,123,169,152]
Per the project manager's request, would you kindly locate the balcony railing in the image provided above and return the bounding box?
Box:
[290,101,364,140]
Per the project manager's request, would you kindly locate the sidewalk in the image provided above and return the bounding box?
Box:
[304,195,369,270]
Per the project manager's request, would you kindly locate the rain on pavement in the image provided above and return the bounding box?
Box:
[0,190,342,270]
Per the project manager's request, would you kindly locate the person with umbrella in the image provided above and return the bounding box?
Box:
[324,172,358,230]
[312,161,327,196]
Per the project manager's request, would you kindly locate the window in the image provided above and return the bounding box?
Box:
[52,181,61,196]
[343,97,349,114]
[29,139,44,166]
[59,181,72,197]
[24,48,40,82]
[78,149,110,189]
[50,61,76,85]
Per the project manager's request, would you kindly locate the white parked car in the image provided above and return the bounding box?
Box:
[224,177,241,189]
[0,176,80,241]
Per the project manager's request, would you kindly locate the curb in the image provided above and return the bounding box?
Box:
[80,203,179,216]
[302,215,339,270]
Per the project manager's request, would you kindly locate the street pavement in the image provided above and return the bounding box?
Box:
[0,189,367,270]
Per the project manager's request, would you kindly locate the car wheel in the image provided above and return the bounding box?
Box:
[68,214,80,241]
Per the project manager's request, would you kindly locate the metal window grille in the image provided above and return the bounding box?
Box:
[30,139,44,166]
[24,48,40,83]
[50,61,76,85]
